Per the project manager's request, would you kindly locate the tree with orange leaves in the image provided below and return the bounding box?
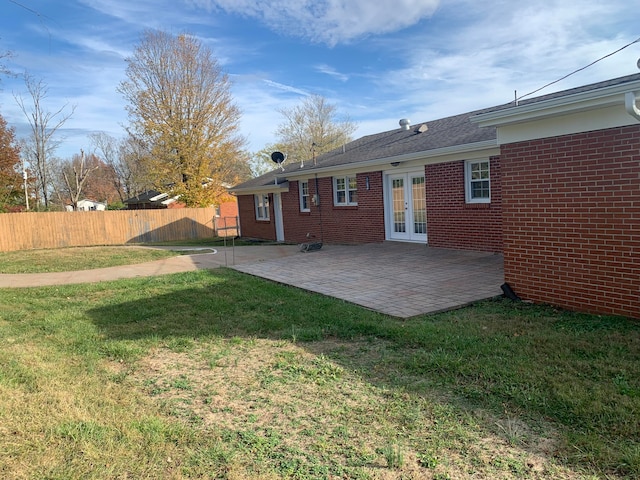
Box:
[0,112,22,211]
[119,30,249,207]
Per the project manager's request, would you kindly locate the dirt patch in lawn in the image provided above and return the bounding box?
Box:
[129,338,587,479]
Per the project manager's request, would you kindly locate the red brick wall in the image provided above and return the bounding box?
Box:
[500,125,640,319]
[282,173,385,244]
[215,199,239,237]
[237,194,276,241]
[218,199,238,219]
[425,158,503,252]
[238,163,506,249]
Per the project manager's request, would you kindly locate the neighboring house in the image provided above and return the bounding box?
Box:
[123,190,185,209]
[230,73,640,319]
[65,199,106,211]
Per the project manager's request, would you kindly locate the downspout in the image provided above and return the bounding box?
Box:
[624,91,640,121]
[315,174,324,243]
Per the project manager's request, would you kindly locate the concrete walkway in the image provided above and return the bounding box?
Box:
[0,244,300,288]
[0,243,504,318]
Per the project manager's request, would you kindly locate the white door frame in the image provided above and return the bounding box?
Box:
[383,168,427,243]
[273,193,285,242]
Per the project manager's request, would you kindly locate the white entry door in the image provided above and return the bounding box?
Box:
[385,172,427,242]
[273,193,285,242]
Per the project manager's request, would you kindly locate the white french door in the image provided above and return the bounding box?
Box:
[385,171,427,242]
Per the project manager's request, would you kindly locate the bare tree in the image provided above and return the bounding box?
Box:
[118,30,247,206]
[58,149,100,210]
[272,94,357,166]
[0,47,13,82]
[90,132,126,202]
[15,74,75,209]
[90,132,152,202]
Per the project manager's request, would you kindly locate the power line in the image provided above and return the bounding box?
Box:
[516,36,640,103]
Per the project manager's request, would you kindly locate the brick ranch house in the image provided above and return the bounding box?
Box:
[231,74,640,319]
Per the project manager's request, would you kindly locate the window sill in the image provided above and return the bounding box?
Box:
[332,204,358,210]
[464,202,491,209]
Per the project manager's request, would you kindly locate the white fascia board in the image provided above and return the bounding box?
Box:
[278,139,498,181]
[472,80,640,127]
[150,193,169,201]
[228,182,289,196]
[161,197,180,205]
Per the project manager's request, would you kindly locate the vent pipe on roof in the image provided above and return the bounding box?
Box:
[625,92,640,121]
[399,118,411,130]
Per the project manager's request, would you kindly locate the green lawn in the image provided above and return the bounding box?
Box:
[0,269,638,479]
[0,240,270,274]
[0,246,178,273]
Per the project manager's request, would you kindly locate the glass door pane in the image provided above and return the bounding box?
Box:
[392,178,406,233]
[412,176,426,235]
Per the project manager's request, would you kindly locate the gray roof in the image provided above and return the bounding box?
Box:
[234,107,497,191]
[233,73,640,192]
[123,189,165,204]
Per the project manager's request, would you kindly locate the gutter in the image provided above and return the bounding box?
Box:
[228,181,289,196]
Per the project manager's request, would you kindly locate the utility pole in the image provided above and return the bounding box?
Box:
[22,158,29,211]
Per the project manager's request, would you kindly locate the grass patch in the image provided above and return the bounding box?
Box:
[0,269,637,479]
[0,239,284,273]
[0,246,178,273]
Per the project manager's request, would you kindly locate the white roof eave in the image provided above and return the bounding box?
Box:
[228,182,290,196]
[472,80,640,127]
[277,139,498,181]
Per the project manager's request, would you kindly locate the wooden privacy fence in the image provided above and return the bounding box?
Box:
[0,208,235,252]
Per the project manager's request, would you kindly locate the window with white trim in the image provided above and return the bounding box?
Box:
[299,180,310,212]
[333,175,358,206]
[254,194,270,220]
[465,160,491,203]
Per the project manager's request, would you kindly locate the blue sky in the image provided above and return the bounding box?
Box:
[0,0,638,160]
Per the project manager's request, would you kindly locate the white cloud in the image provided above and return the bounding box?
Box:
[366,0,640,120]
[4,0,638,162]
[228,75,313,151]
[314,64,349,82]
[260,79,309,97]
[185,0,440,45]
[79,0,195,29]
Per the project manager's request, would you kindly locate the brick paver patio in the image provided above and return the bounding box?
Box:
[233,242,504,318]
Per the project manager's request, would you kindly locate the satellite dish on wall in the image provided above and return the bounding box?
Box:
[271,151,286,171]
